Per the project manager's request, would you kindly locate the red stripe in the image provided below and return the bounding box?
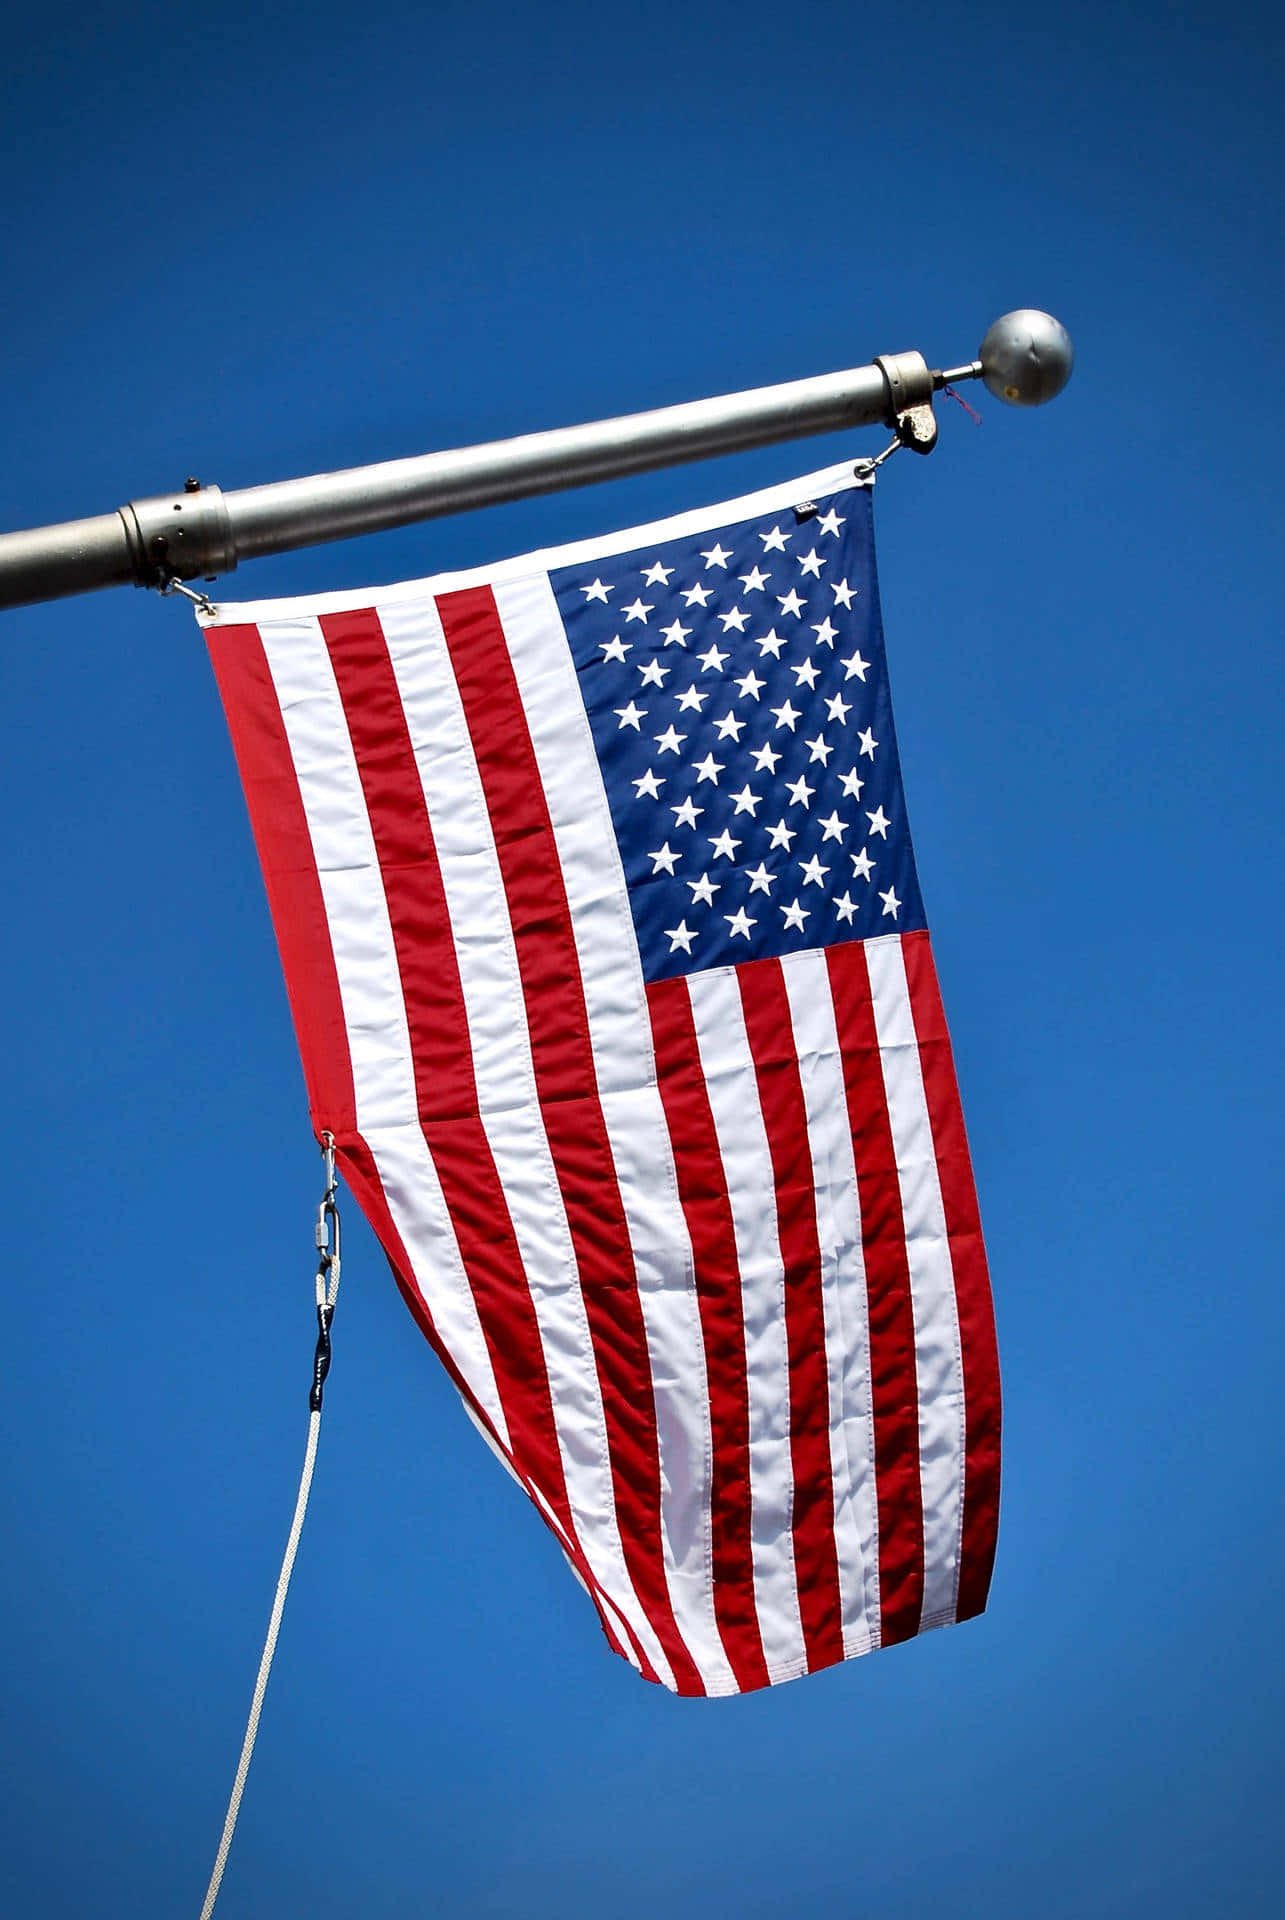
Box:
[737,957,846,1673]
[825,940,925,1645]
[318,610,582,1566]
[647,976,770,1693]
[204,623,357,1135]
[435,583,705,1697]
[319,610,474,1123]
[900,930,1001,1621]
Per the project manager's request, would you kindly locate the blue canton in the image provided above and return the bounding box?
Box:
[551,484,925,984]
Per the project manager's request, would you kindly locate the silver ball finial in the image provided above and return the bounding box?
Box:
[978,309,1074,407]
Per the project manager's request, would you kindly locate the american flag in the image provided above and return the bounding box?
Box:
[202,460,1000,1696]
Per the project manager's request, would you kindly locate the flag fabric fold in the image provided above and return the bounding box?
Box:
[201,459,1000,1695]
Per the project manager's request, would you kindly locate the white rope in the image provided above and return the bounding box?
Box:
[197,1405,323,1920]
[198,1136,340,1919]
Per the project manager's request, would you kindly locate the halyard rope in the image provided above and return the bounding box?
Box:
[197,1135,341,1920]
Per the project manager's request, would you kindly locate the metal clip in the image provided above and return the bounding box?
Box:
[311,1132,341,1411]
[157,574,218,617]
[853,436,908,480]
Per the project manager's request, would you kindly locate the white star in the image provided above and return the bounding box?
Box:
[599,635,630,664]
[818,810,848,842]
[771,698,801,731]
[693,752,724,785]
[759,524,790,551]
[756,628,788,659]
[751,742,782,774]
[654,724,686,755]
[582,578,612,602]
[701,542,733,570]
[777,588,806,618]
[879,887,901,918]
[831,579,856,608]
[841,651,871,681]
[786,774,815,809]
[805,732,833,765]
[838,768,864,799]
[834,891,858,924]
[676,685,707,712]
[729,784,762,816]
[781,898,810,931]
[817,507,845,537]
[857,727,878,759]
[660,618,692,648]
[866,806,891,838]
[735,668,765,700]
[739,565,771,593]
[687,872,719,905]
[622,597,653,623]
[850,847,875,880]
[670,796,703,829]
[792,658,821,689]
[697,643,729,673]
[766,818,797,850]
[811,617,839,648]
[649,842,679,874]
[638,659,669,687]
[632,768,663,800]
[714,710,746,741]
[718,605,750,633]
[681,581,714,607]
[665,919,696,953]
[799,854,829,888]
[745,861,776,894]
[642,559,675,585]
[825,691,852,724]
[797,547,824,578]
[709,828,741,862]
[614,700,646,730]
[725,906,756,940]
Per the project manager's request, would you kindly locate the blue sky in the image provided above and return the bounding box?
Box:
[2,2,1283,1914]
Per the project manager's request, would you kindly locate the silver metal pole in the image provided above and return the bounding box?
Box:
[0,311,1071,612]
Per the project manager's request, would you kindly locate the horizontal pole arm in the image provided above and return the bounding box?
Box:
[0,312,1072,612]
[0,512,138,607]
[230,359,906,562]
[0,350,937,612]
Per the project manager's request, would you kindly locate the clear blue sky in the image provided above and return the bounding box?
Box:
[3,2,1283,1914]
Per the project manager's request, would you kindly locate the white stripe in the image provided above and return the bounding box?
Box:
[256,615,509,1448]
[374,592,678,1691]
[494,573,736,1698]
[780,949,881,1656]
[865,934,966,1625]
[686,967,807,1684]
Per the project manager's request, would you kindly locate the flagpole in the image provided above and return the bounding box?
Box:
[0,311,1071,612]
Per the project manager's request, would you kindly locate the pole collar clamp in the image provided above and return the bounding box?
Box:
[119,482,237,589]
[874,351,938,455]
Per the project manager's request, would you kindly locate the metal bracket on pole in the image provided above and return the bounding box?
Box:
[873,351,938,455]
[120,478,237,591]
[0,311,1072,613]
